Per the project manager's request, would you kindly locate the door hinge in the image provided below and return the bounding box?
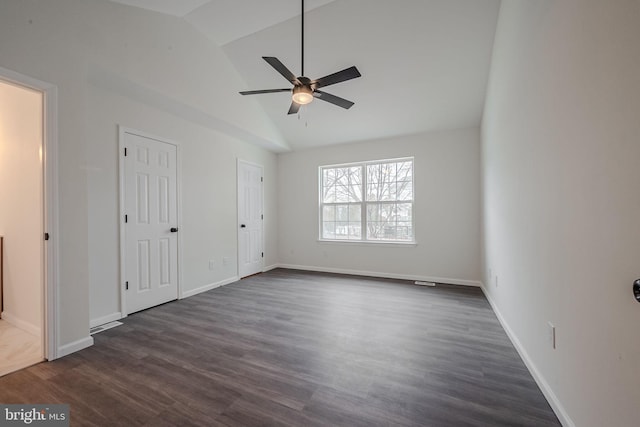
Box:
[125,214,128,223]
[124,147,128,156]
[44,232,50,241]
[261,214,263,220]
[125,281,129,290]
[261,252,264,258]
[261,176,263,182]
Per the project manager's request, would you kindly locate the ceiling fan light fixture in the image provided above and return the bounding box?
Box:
[292,86,314,105]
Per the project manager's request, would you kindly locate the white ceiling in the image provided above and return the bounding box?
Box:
[107,0,501,151]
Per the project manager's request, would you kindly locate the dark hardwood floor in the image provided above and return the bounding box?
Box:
[0,269,560,426]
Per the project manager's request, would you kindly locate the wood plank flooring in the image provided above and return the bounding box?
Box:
[0,320,43,377]
[0,269,560,426]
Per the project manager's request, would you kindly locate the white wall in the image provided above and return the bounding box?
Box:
[0,80,43,336]
[278,128,481,285]
[87,86,278,324]
[482,1,640,426]
[0,0,282,348]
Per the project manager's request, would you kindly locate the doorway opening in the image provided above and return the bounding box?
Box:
[0,67,59,375]
[0,79,44,375]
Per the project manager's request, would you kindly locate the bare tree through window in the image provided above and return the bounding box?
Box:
[320,158,414,242]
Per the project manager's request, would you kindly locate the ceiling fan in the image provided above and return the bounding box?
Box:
[239,0,362,115]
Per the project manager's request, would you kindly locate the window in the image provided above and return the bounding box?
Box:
[320,158,414,243]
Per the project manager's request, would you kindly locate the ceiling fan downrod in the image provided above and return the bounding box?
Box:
[301,0,305,77]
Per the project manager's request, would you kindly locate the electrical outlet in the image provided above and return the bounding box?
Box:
[208,260,215,270]
[223,256,229,266]
[548,322,556,349]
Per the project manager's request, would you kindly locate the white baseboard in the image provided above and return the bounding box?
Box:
[274,264,482,287]
[480,285,574,427]
[263,264,279,272]
[57,336,94,358]
[90,312,122,328]
[1,311,41,337]
[181,276,239,299]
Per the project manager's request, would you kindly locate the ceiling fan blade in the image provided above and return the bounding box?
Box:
[312,66,361,89]
[239,89,291,95]
[288,101,301,115]
[263,57,299,85]
[314,90,355,109]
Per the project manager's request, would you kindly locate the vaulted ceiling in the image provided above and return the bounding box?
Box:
[108,0,501,150]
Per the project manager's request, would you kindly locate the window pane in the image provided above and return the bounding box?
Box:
[323,187,336,203]
[322,222,336,239]
[334,167,356,202]
[366,202,412,241]
[336,205,349,221]
[366,164,380,201]
[335,221,349,238]
[367,222,382,239]
[371,182,385,201]
[349,167,362,184]
[322,204,362,240]
[323,166,364,203]
[366,203,380,222]
[397,203,412,221]
[349,204,361,222]
[366,203,385,239]
[367,181,379,201]
[347,167,361,202]
[397,161,413,182]
[397,181,412,201]
[396,221,413,241]
[380,162,395,183]
[382,225,397,240]
[324,168,335,182]
[348,204,361,239]
[336,168,349,187]
[349,185,362,202]
[322,168,334,189]
[322,205,335,222]
[335,185,349,202]
[379,203,395,222]
[366,161,413,202]
[380,181,396,201]
[322,168,336,203]
[367,164,381,184]
[348,222,361,239]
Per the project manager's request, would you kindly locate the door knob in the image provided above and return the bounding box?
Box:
[170,227,178,233]
[634,279,640,303]
[240,224,246,228]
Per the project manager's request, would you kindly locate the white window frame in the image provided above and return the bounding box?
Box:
[318,157,415,244]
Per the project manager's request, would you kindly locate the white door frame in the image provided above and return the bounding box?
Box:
[118,126,183,317]
[237,159,264,278]
[0,66,59,360]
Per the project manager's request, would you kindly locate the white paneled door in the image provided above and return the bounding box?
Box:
[124,132,179,314]
[238,160,263,278]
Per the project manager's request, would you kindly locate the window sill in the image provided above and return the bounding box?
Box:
[317,239,417,247]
